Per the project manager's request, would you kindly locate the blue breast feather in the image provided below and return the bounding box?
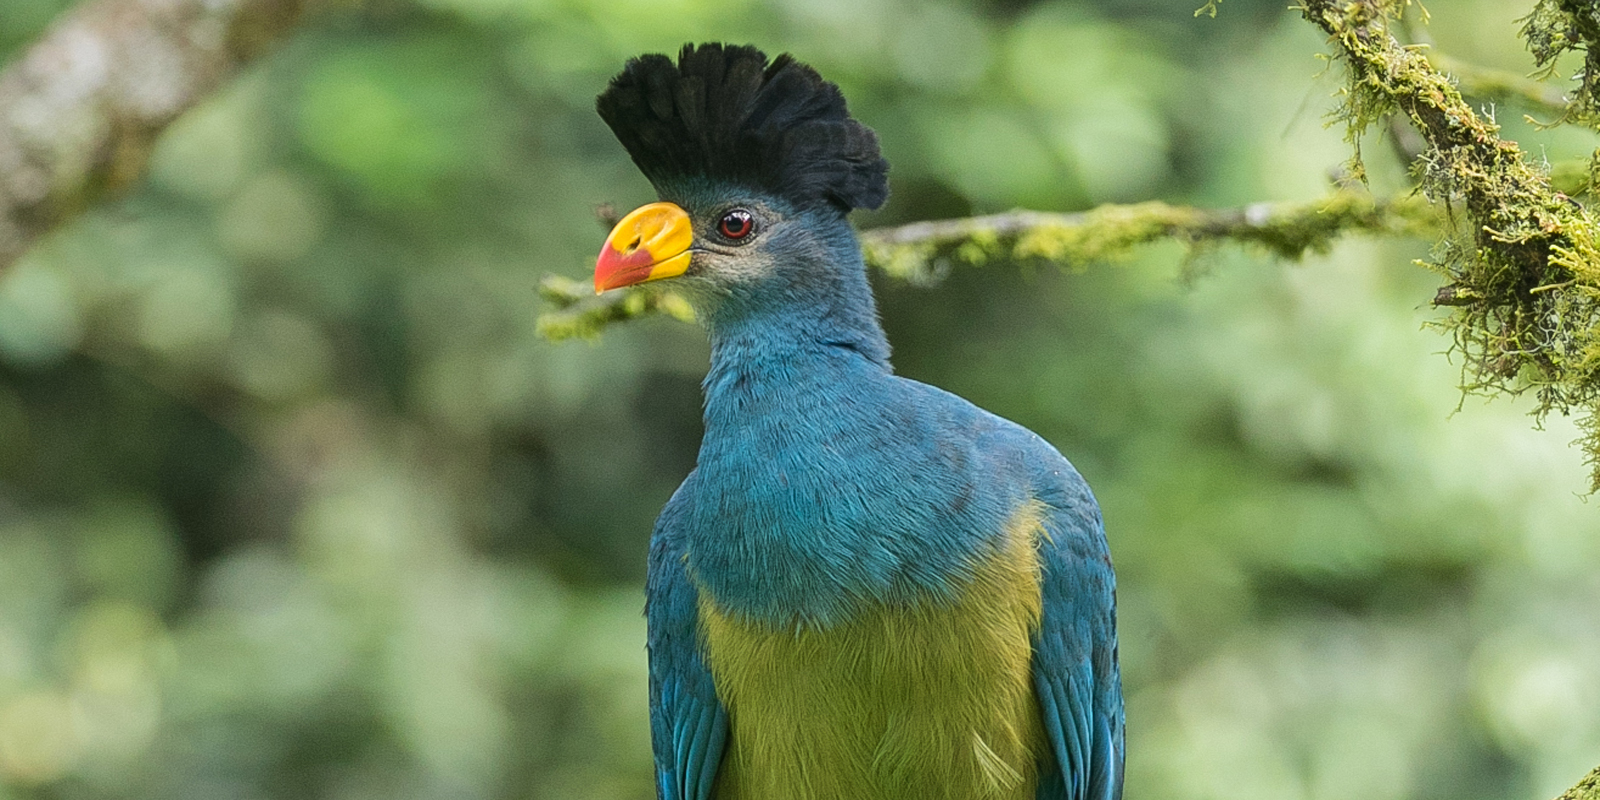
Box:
[688,343,1040,625]
[645,344,1123,800]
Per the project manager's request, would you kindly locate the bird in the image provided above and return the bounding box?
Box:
[592,43,1123,800]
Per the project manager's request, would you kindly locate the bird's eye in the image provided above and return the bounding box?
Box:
[717,209,754,241]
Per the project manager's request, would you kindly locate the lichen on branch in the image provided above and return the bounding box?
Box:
[1427,52,1570,120]
[1389,4,1570,120]
[536,275,696,342]
[1300,0,1600,488]
[539,192,1438,341]
[1521,0,1600,127]
[860,193,1435,284]
[1556,764,1600,800]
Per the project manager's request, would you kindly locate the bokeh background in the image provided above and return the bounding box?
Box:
[0,0,1597,798]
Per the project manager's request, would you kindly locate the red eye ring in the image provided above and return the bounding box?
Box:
[718,209,754,240]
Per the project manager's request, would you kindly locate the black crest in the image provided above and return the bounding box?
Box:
[596,43,889,212]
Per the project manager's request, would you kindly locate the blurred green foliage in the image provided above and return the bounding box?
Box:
[0,0,1597,799]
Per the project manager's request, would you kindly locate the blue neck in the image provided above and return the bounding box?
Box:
[700,223,891,372]
[683,228,1009,627]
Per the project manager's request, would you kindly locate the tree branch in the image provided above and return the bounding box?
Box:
[1429,52,1570,120]
[537,274,697,342]
[1556,764,1600,800]
[1522,0,1600,126]
[1392,6,1570,121]
[1300,0,1600,488]
[0,0,320,271]
[538,192,1439,341]
[860,192,1436,283]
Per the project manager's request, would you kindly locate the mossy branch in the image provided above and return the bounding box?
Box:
[1556,764,1600,800]
[1301,0,1600,488]
[1428,52,1571,120]
[538,192,1439,341]
[0,0,330,272]
[1393,7,1570,121]
[861,193,1436,283]
[537,275,697,342]
[1521,0,1600,127]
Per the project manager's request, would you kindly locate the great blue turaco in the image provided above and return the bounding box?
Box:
[592,42,1124,800]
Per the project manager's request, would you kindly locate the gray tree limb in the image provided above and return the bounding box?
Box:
[0,0,316,270]
[858,193,1436,283]
[537,192,1440,341]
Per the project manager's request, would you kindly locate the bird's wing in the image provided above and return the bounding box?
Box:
[646,473,729,800]
[1027,449,1125,800]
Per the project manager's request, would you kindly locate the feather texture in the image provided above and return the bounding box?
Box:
[602,43,1124,800]
[646,477,727,800]
[596,44,889,212]
[696,503,1047,800]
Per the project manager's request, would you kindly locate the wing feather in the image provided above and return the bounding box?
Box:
[647,473,728,800]
[1026,449,1124,800]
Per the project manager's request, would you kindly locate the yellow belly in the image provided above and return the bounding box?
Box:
[697,504,1048,800]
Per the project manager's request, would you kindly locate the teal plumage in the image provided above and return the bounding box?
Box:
[594,44,1123,800]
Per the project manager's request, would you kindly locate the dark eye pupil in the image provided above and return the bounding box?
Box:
[719,211,752,239]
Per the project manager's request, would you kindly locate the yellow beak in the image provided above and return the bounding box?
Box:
[594,202,694,293]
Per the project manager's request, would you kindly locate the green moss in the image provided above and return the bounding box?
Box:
[535,275,693,342]
[542,192,1438,347]
[1305,0,1600,488]
[1555,765,1600,800]
[1012,203,1188,266]
[1521,0,1600,128]
[1427,53,1569,119]
[858,194,1436,280]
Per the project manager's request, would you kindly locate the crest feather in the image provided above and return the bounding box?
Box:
[597,43,889,212]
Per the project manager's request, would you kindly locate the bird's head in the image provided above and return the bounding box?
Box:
[593,44,889,331]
